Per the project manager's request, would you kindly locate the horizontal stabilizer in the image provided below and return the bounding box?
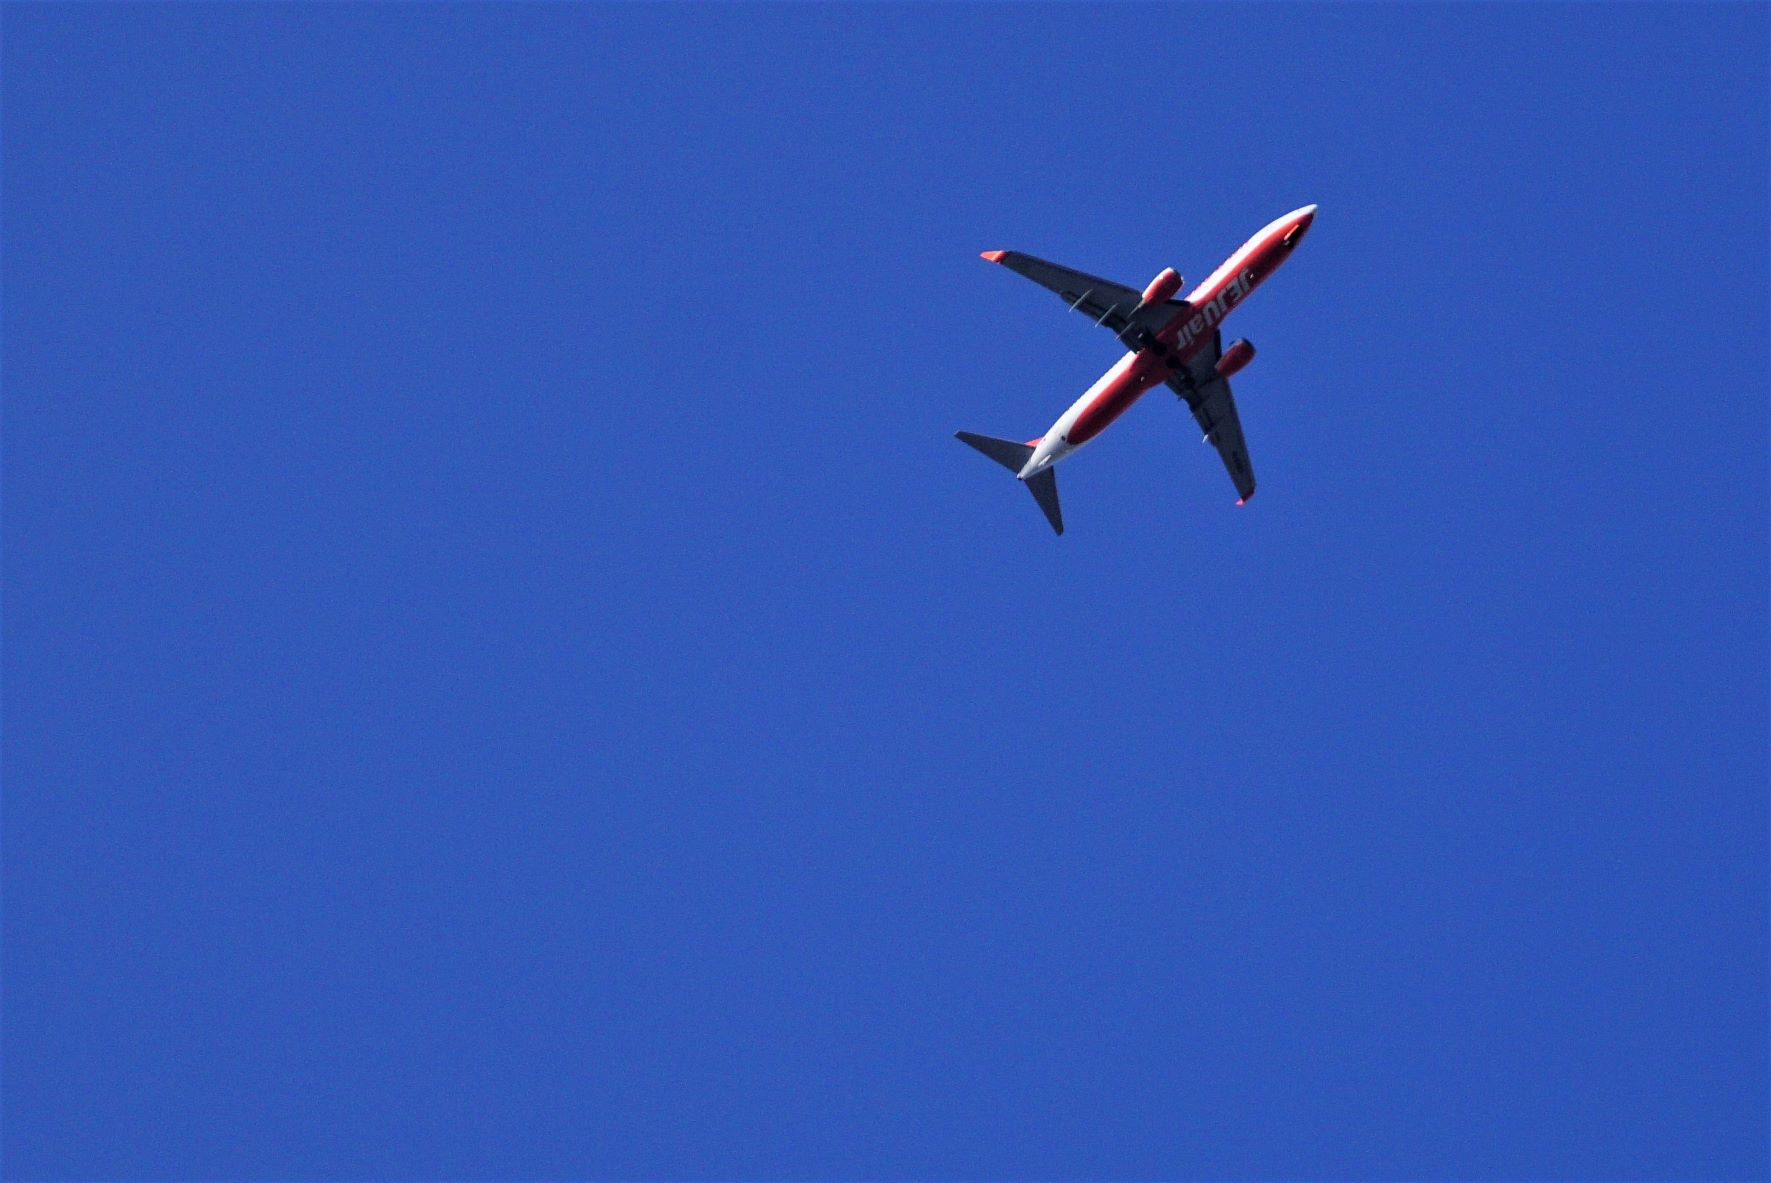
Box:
[954,431,1033,474]
[954,432,1064,535]
[1024,468,1063,535]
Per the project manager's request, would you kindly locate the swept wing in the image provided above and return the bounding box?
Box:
[983,250,1186,342]
[1168,331,1256,503]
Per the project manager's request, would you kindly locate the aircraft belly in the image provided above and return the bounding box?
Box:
[1067,364,1162,445]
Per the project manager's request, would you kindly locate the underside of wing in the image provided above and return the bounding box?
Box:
[982,250,1186,342]
[1167,331,1256,503]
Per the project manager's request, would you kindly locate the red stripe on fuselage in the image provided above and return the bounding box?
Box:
[1064,216,1304,446]
[1065,357,1166,445]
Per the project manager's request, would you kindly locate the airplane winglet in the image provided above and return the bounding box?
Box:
[980,250,1007,263]
[1235,498,1247,507]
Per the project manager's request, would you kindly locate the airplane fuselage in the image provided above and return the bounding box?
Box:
[1017,204,1317,480]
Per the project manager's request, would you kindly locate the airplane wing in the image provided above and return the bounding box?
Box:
[1167,331,1256,503]
[982,250,1186,342]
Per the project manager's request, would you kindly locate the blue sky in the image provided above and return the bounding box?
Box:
[4,4,1765,1179]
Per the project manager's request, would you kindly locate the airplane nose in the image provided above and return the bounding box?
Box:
[1281,205,1316,248]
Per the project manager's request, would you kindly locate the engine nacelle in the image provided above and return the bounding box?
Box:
[1216,338,1255,379]
[1141,267,1183,306]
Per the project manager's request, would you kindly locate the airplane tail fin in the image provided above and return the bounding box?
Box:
[954,432,1064,535]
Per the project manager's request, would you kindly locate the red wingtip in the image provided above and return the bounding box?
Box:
[980,250,1007,263]
[1235,498,1247,507]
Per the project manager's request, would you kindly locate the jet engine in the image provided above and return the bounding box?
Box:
[1216,338,1255,379]
[1118,268,1185,353]
[1140,267,1183,306]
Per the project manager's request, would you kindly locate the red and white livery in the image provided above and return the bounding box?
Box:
[957,205,1317,534]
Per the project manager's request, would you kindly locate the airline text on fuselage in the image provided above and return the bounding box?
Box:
[1169,267,1258,352]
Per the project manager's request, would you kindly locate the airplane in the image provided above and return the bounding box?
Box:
[956,204,1317,534]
